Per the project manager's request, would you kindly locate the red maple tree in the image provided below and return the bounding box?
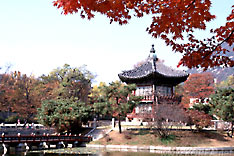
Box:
[187,109,212,131]
[181,72,214,108]
[53,0,234,69]
[0,72,42,119]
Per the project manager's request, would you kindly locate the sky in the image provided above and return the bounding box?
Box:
[0,0,233,85]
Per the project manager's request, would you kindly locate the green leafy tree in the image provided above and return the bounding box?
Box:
[174,84,184,96]
[93,102,112,119]
[105,81,142,133]
[89,82,108,104]
[42,64,94,103]
[89,82,112,119]
[216,75,234,89]
[91,81,141,133]
[210,88,234,137]
[37,98,91,133]
[37,64,95,133]
[191,102,212,117]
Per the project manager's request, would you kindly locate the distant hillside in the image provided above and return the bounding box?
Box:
[187,43,234,82]
[187,67,233,82]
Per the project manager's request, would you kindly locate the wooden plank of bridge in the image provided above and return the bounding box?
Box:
[0,133,92,145]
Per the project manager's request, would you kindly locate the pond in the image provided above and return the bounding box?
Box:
[2,147,234,156]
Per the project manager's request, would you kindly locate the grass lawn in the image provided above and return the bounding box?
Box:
[90,129,234,147]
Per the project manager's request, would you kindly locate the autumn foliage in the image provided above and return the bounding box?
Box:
[181,73,214,108]
[0,64,94,124]
[187,109,212,131]
[53,0,234,69]
[0,72,41,119]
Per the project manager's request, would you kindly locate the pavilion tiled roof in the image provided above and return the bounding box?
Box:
[118,45,189,84]
[118,59,188,80]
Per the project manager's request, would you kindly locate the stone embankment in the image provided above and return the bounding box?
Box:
[86,144,234,154]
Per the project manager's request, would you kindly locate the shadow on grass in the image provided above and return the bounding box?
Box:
[200,131,229,142]
[129,129,152,135]
[130,129,231,145]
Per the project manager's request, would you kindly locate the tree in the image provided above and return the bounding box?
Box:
[97,81,141,133]
[90,82,112,119]
[191,102,212,116]
[41,64,94,103]
[53,0,234,69]
[37,98,91,133]
[36,64,95,132]
[0,72,41,121]
[0,73,13,113]
[153,104,188,138]
[182,73,215,130]
[106,81,142,133]
[216,75,234,88]
[174,83,184,97]
[181,73,214,108]
[187,109,212,131]
[89,82,108,104]
[210,88,234,137]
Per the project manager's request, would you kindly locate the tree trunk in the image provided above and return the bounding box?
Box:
[227,122,233,138]
[231,121,234,138]
[118,114,122,133]
[116,97,122,133]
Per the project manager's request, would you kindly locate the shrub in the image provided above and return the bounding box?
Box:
[5,115,19,123]
[159,134,176,145]
[187,110,212,131]
[0,116,5,123]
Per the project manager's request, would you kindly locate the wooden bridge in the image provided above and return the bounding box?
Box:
[0,133,92,151]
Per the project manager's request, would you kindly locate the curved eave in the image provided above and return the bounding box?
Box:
[118,72,189,85]
[118,72,153,83]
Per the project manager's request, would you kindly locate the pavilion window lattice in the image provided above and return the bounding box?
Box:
[156,86,172,96]
[135,86,153,97]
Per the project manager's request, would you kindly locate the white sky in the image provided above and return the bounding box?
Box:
[0,0,233,85]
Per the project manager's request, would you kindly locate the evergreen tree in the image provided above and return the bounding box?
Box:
[37,98,91,133]
[210,88,234,137]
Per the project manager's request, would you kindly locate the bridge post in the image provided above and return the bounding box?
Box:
[24,143,30,150]
[16,142,30,151]
[2,143,9,155]
[56,141,66,149]
[93,118,97,128]
[17,133,21,142]
[73,141,79,147]
[39,142,49,149]
[112,118,115,129]
[1,133,9,154]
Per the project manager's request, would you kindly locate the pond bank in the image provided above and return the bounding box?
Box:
[86,144,234,152]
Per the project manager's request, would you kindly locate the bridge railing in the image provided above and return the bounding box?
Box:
[0,123,45,130]
[0,133,92,144]
[0,124,56,135]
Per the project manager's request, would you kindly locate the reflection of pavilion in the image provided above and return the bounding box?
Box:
[118,45,189,121]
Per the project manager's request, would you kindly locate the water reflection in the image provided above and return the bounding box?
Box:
[100,151,234,156]
[1,148,234,156]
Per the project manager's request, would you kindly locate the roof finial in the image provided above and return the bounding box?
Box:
[149,44,157,61]
[150,44,155,53]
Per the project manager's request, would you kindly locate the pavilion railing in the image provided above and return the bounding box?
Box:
[157,95,182,104]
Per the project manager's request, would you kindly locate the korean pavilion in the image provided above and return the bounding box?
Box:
[118,45,189,121]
